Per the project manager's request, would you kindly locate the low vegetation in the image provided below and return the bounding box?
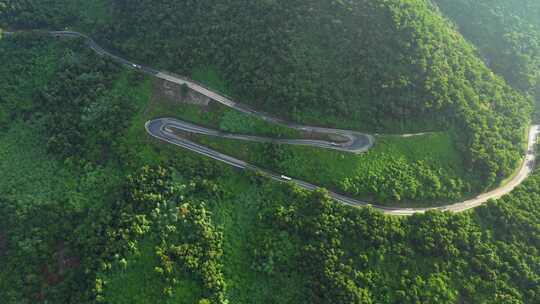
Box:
[0,34,229,304]
[184,129,473,206]
[91,166,227,303]
[149,94,302,139]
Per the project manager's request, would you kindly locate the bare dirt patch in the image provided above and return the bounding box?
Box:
[154,78,211,106]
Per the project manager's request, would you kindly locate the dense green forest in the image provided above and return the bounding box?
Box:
[0,0,533,190]
[432,0,540,104]
[185,127,472,205]
[1,1,540,303]
[0,34,226,303]
[0,29,538,304]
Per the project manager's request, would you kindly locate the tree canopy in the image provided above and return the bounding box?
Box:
[1,1,539,303]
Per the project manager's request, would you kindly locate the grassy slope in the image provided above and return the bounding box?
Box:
[190,130,472,206]
[148,68,473,206]
[95,70,304,302]
[102,239,202,304]
[212,175,306,303]
[150,66,303,139]
[152,97,303,139]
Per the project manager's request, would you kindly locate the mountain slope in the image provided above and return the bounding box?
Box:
[1,5,540,303]
[106,0,531,187]
[432,0,540,95]
[0,0,532,188]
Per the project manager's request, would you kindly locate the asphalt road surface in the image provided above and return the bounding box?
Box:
[10,30,538,215]
[147,118,540,216]
[151,117,373,152]
[44,31,373,153]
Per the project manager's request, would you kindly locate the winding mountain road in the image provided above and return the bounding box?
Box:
[7,30,538,215]
[149,118,373,152]
[147,118,540,216]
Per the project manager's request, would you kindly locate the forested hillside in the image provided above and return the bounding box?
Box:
[0,29,538,304]
[1,1,540,303]
[0,0,532,192]
[0,33,226,303]
[433,0,540,101]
